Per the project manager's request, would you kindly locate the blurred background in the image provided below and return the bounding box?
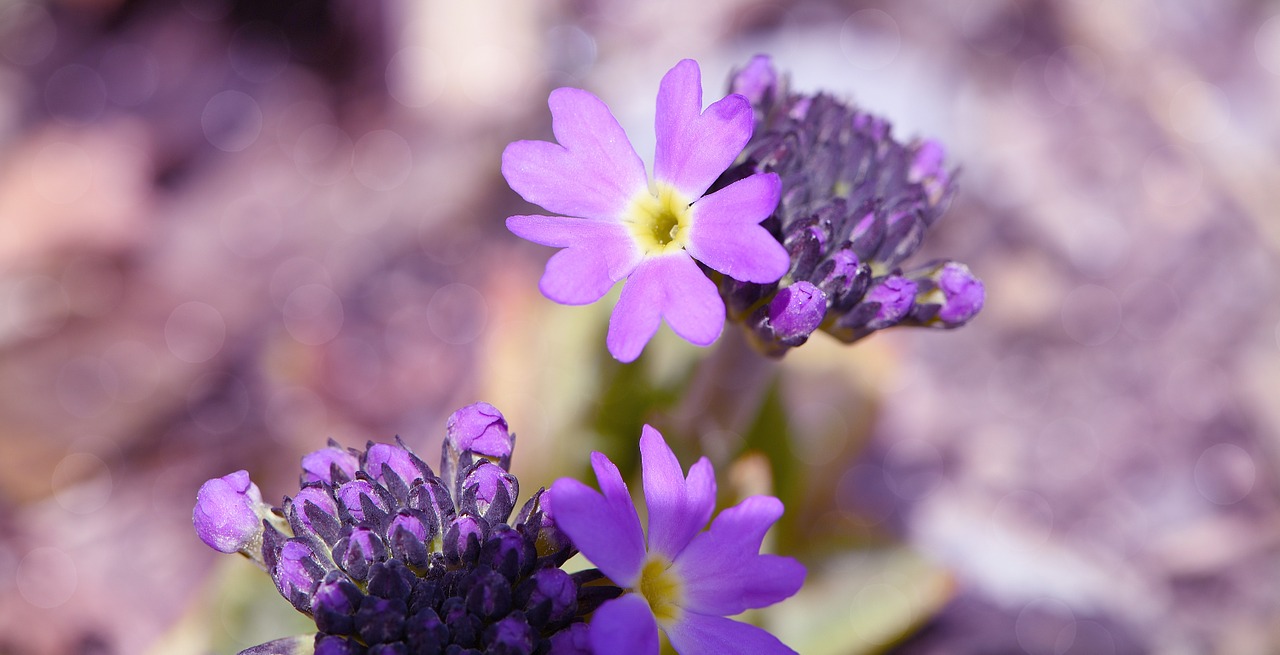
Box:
[1,0,1279,653]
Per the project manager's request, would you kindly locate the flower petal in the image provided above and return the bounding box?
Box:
[589,595,660,655]
[507,215,642,304]
[664,611,798,655]
[686,173,789,283]
[548,454,646,586]
[653,59,754,200]
[640,425,716,561]
[606,255,725,362]
[673,496,805,615]
[502,87,648,220]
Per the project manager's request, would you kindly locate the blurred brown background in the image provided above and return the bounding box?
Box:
[1,0,1278,653]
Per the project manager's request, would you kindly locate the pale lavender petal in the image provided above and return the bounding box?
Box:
[673,496,805,615]
[653,59,754,199]
[548,453,646,585]
[606,255,725,362]
[686,173,787,283]
[588,595,660,655]
[508,214,642,305]
[639,425,716,561]
[665,611,797,655]
[502,88,647,220]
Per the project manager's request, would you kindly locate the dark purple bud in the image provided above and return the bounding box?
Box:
[441,597,481,648]
[459,461,518,523]
[908,140,952,207]
[848,210,884,260]
[333,527,387,581]
[405,608,448,655]
[548,622,591,655]
[817,249,869,311]
[408,476,456,537]
[368,644,408,655]
[272,540,324,610]
[524,568,577,625]
[336,479,390,524]
[301,446,359,485]
[444,515,487,566]
[515,489,574,564]
[367,559,415,601]
[730,54,777,107]
[783,218,826,281]
[355,595,407,645]
[936,262,984,325]
[290,485,339,541]
[446,402,512,460]
[480,524,535,582]
[874,211,926,268]
[485,613,534,654]
[767,282,827,346]
[193,470,264,554]
[365,443,426,488]
[314,635,364,655]
[312,571,363,635]
[464,569,513,621]
[865,276,918,328]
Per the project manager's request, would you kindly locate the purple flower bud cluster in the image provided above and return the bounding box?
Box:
[713,55,984,356]
[197,403,618,655]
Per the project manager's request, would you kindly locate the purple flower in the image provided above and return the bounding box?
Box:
[548,426,805,654]
[193,470,265,554]
[502,59,790,362]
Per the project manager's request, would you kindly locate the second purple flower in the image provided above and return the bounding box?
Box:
[502,59,790,362]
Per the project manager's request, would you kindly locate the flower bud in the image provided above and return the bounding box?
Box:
[313,570,363,635]
[485,613,534,654]
[521,568,578,626]
[730,54,778,108]
[302,446,359,485]
[863,275,918,329]
[766,281,827,347]
[365,443,428,491]
[193,470,265,554]
[458,461,518,523]
[446,402,513,460]
[272,539,325,611]
[444,515,487,566]
[336,479,391,525]
[548,622,591,655]
[480,524,536,582]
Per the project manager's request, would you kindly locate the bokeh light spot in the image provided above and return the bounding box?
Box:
[0,3,56,66]
[1060,284,1121,346]
[2,274,70,339]
[1166,80,1230,143]
[1015,597,1076,655]
[387,46,447,109]
[45,64,107,125]
[165,301,227,363]
[1120,278,1180,341]
[353,129,413,191]
[52,452,113,515]
[270,257,333,308]
[202,90,263,152]
[1034,417,1099,482]
[283,283,345,346]
[292,123,353,186]
[426,283,488,345]
[103,340,158,403]
[883,439,944,501]
[221,197,283,258]
[839,9,901,70]
[1044,45,1106,107]
[100,44,159,107]
[1193,443,1255,505]
[1254,14,1280,75]
[17,547,77,609]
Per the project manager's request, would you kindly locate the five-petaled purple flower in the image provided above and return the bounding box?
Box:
[549,426,805,654]
[502,59,790,362]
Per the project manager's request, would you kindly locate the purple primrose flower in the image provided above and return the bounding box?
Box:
[549,426,805,655]
[502,59,789,362]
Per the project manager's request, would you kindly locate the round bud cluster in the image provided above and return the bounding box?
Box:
[712,55,984,356]
[198,403,619,655]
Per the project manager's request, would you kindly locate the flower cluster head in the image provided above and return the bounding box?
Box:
[502,59,789,363]
[193,403,611,655]
[549,426,805,655]
[711,55,985,356]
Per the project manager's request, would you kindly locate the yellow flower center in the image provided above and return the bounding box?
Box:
[637,555,683,624]
[625,184,693,256]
